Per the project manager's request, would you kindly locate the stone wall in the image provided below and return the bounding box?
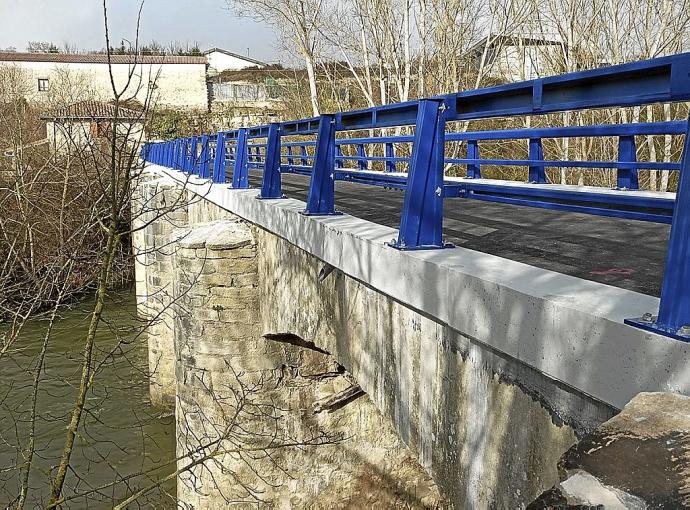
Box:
[139,178,189,408]
[170,219,443,508]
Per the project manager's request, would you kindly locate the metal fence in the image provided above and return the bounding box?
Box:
[211,82,283,102]
[142,52,690,343]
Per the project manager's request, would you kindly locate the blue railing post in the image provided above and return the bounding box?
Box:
[390,100,449,250]
[189,137,196,173]
[189,137,198,175]
[466,140,480,178]
[304,114,340,216]
[212,132,227,183]
[617,135,638,189]
[187,137,195,173]
[528,138,546,183]
[182,137,192,174]
[335,145,344,169]
[177,139,182,170]
[626,117,690,341]
[198,135,210,178]
[286,145,294,167]
[357,144,367,170]
[172,140,179,169]
[300,145,308,166]
[182,138,189,172]
[231,128,250,189]
[258,123,283,199]
[385,142,396,172]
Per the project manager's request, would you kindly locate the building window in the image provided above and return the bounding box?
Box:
[37,78,49,92]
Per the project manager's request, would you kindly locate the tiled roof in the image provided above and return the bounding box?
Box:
[40,101,145,121]
[0,52,206,65]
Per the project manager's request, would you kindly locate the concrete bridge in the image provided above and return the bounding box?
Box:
[137,53,690,508]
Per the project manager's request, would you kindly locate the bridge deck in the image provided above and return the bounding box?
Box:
[249,171,669,297]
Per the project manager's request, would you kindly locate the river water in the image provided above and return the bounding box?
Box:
[0,292,176,508]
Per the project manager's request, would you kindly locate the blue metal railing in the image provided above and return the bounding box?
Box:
[141,52,690,342]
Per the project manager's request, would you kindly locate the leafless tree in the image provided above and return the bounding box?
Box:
[227,0,325,116]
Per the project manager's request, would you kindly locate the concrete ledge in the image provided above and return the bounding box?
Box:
[145,164,690,410]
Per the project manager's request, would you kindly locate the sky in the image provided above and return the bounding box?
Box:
[0,0,280,62]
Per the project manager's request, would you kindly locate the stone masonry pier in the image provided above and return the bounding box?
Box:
[136,165,690,508]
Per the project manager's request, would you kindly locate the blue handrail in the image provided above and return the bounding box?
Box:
[142,51,690,342]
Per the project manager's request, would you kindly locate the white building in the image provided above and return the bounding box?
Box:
[0,52,209,111]
[41,100,145,153]
[204,48,267,75]
[468,35,562,82]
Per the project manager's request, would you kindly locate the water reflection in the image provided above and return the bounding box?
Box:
[0,292,175,508]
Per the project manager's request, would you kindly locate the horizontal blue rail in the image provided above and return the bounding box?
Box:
[141,51,690,343]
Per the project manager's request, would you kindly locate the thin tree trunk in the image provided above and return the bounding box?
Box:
[304,54,320,116]
[17,280,70,509]
[661,102,671,191]
[48,230,120,507]
[646,104,657,190]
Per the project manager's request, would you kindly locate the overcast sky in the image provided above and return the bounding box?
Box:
[0,0,280,62]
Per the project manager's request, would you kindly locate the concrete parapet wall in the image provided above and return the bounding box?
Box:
[150,167,690,411]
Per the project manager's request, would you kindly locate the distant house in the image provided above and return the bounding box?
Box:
[0,52,209,111]
[204,48,267,75]
[41,100,145,153]
[467,35,562,82]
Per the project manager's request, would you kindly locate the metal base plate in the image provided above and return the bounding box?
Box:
[300,210,343,217]
[256,194,286,200]
[386,241,455,251]
[625,316,690,342]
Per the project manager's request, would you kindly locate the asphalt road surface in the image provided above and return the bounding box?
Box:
[248,171,670,297]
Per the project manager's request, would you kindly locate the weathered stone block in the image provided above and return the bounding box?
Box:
[530,391,690,509]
